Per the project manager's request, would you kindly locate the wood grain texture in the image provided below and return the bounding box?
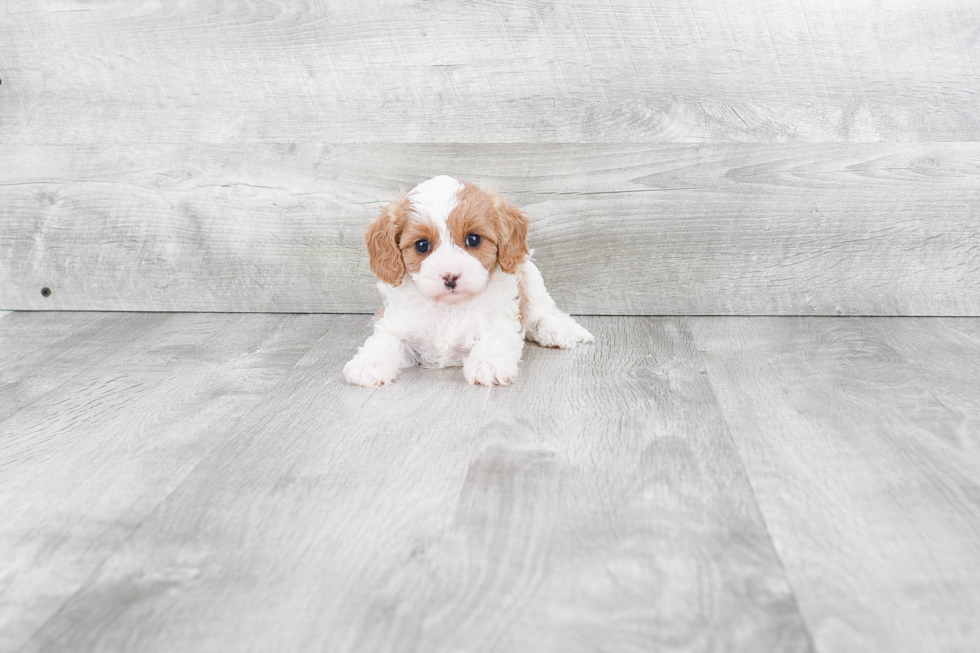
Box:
[2,143,978,315]
[6,313,980,651]
[690,317,980,653]
[3,1,979,314]
[0,0,978,144]
[0,312,163,422]
[0,312,332,652]
[341,318,810,652]
[1,314,813,652]
[870,318,980,437]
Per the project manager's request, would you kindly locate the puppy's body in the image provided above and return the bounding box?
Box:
[344,176,592,387]
[378,266,521,369]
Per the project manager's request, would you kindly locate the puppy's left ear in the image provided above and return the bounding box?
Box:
[492,193,529,274]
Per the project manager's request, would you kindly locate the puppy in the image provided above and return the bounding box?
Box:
[344,175,593,387]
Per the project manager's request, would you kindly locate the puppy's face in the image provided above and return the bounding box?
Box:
[366,176,529,304]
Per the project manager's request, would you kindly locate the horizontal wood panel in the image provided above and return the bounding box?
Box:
[0,0,978,143]
[2,143,978,315]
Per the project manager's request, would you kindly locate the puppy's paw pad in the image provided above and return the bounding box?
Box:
[529,314,594,349]
[344,356,399,387]
[464,357,518,386]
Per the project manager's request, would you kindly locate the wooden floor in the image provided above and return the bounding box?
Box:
[2,312,979,653]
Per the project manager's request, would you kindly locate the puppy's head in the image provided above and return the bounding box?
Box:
[365,176,529,304]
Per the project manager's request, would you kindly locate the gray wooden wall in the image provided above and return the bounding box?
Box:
[1,1,978,315]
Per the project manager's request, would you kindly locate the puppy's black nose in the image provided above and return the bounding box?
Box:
[443,273,459,289]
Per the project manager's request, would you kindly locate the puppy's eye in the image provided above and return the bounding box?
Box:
[415,240,430,254]
[465,234,481,248]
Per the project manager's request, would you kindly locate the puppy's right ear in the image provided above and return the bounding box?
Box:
[366,196,408,286]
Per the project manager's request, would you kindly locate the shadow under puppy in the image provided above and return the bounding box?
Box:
[344,175,593,387]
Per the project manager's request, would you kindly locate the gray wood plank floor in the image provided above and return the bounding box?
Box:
[2,313,979,652]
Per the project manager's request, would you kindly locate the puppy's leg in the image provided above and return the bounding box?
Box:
[518,259,594,349]
[344,323,412,387]
[464,328,525,386]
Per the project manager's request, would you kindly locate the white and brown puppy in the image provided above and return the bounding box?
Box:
[344,175,593,387]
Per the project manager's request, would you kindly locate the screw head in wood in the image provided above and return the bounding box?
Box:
[41,287,52,297]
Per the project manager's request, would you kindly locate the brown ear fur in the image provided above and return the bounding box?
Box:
[492,193,530,274]
[366,196,409,286]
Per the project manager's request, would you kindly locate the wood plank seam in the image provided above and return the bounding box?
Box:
[6,316,347,650]
[695,349,820,652]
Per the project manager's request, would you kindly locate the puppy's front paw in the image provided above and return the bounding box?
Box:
[344,355,399,387]
[463,354,519,387]
[528,314,594,349]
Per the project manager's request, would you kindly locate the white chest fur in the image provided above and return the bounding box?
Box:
[378,270,522,368]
